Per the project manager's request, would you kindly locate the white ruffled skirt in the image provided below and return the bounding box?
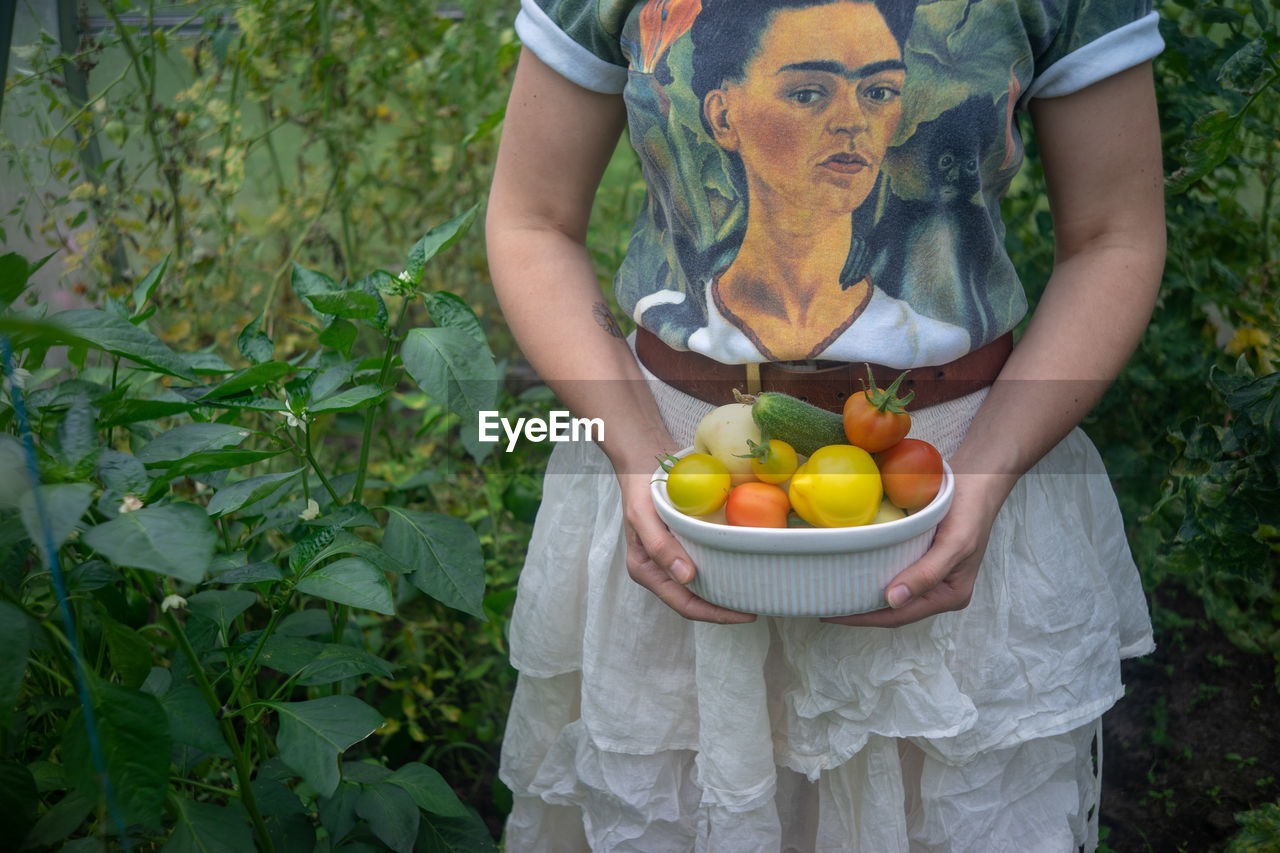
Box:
[499,353,1154,852]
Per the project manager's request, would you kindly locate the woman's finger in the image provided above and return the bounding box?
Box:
[627,546,756,623]
[623,489,756,623]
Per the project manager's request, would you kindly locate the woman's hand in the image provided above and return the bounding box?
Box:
[617,469,757,624]
[822,471,1013,627]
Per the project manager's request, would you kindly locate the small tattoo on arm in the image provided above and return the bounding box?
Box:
[593,301,624,339]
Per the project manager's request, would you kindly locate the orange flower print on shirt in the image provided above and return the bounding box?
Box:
[638,0,702,73]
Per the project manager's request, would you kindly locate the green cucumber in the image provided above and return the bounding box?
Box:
[750,391,847,457]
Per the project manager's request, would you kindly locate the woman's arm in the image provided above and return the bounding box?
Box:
[487,48,755,623]
[830,61,1166,628]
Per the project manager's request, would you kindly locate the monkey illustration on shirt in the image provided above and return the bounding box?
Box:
[867,96,1002,342]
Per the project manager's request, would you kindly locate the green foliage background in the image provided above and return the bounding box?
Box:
[0,0,1277,849]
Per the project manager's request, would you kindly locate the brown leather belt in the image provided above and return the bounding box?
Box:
[636,328,1013,413]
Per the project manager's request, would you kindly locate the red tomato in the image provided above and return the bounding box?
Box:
[724,482,791,528]
[843,367,913,453]
[876,438,944,510]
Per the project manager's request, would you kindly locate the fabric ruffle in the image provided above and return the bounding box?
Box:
[500,357,1153,851]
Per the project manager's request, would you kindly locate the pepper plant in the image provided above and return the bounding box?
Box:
[0,208,502,851]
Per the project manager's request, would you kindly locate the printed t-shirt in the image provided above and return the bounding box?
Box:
[515,0,1163,367]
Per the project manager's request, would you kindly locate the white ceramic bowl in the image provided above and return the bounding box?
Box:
[650,448,954,617]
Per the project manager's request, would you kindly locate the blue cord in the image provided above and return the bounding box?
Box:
[1,334,133,851]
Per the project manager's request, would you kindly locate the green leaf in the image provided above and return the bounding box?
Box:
[186,589,257,635]
[0,602,32,732]
[1201,6,1243,25]
[309,384,386,413]
[162,798,254,853]
[289,526,341,574]
[99,612,153,688]
[295,644,397,686]
[358,274,391,329]
[461,105,506,149]
[251,764,308,817]
[50,394,101,476]
[98,395,199,428]
[385,763,470,818]
[249,635,327,676]
[211,561,283,585]
[1,252,34,308]
[201,362,292,400]
[0,761,39,846]
[63,680,171,828]
[237,313,275,365]
[291,264,341,318]
[421,292,485,347]
[415,811,498,853]
[266,696,385,797]
[67,561,123,593]
[360,269,401,296]
[1167,109,1245,195]
[135,423,254,465]
[382,508,485,619]
[21,791,95,849]
[0,435,29,511]
[158,682,231,759]
[181,350,235,375]
[296,557,395,615]
[1248,0,1271,27]
[160,448,286,478]
[303,290,379,319]
[401,326,497,424]
[19,483,94,564]
[51,309,198,380]
[403,206,479,286]
[318,317,358,352]
[131,253,170,317]
[357,782,420,853]
[207,469,302,517]
[305,530,407,576]
[205,395,288,413]
[421,291,487,345]
[1218,38,1269,93]
[308,360,360,402]
[319,782,362,846]
[83,503,216,584]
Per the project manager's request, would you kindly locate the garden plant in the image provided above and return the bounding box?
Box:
[0,208,518,850]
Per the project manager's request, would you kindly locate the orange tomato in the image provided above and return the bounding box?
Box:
[876,438,944,510]
[724,481,791,528]
[842,367,913,453]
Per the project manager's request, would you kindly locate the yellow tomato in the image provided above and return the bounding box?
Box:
[665,453,732,516]
[748,438,799,485]
[787,444,883,527]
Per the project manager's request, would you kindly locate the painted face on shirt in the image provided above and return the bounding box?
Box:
[702,2,906,220]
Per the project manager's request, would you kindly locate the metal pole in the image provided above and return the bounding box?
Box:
[0,0,17,119]
[57,0,129,286]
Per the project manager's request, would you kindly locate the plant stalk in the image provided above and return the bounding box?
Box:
[161,609,275,853]
[102,0,186,269]
[352,295,413,502]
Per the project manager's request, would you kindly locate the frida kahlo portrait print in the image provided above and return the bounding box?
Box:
[539,0,1088,368]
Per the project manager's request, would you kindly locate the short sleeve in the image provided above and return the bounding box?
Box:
[515,0,630,94]
[1023,2,1163,102]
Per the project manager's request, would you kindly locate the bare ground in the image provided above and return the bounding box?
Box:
[1100,586,1280,852]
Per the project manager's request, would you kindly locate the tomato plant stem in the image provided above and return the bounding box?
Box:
[161,608,275,853]
[305,423,342,504]
[352,295,412,502]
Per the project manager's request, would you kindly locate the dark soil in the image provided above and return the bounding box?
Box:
[1100,585,1280,852]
